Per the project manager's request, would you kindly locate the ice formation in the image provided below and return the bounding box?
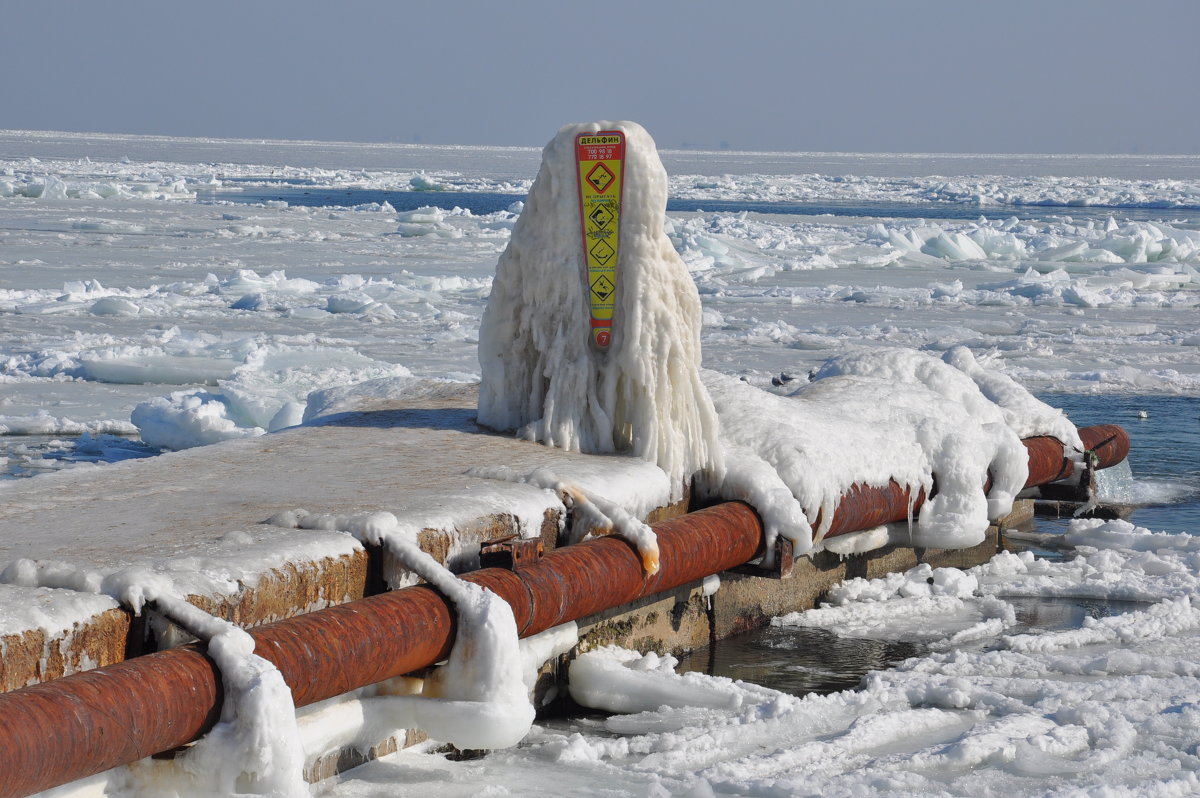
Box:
[136,593,308,797]
[469,122,1094,559]
[2,525,583,795]
[569,646,779,715]
[129,338,413,450]
[698,345,1077,556]
[288,621,577,778]
[331,518,1191,798]
[778,562,1017,650]
[271,510,538,750]
[3,139,1199,466]
[477,121,720,500]
[468,465,660,574]
[5,130,1199,796]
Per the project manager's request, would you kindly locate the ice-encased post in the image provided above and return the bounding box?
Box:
[478,121,721,500]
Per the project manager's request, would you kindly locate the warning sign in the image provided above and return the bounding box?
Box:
[585,162,615,193]
[576,130,625,350]
[588,204,615,229]
[590,273,615,301]
[589,239,615,266]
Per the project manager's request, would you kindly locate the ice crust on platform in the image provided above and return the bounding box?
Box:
[477,121,721,501]
[7,513,571,795]
[1,526,362,624]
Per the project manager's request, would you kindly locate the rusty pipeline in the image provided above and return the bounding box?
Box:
[0,502,766,797]
[816,423,1130,539]
[1025,423,1130,488]
[0,425,1128,797]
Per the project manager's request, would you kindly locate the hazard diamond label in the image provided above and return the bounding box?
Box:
[589,204,615,229]
[576,130,626,350]
[588,239,615,266]
[585,162,615,194]
[590,273,615,302]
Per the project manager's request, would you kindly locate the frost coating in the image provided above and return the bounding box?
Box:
[477,121,720,501]
[2,567,307,795]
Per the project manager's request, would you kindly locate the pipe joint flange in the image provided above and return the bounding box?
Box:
[479,534,545,571]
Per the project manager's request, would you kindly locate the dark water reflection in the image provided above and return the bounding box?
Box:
[675,626,921,696]
[675,596,1140,697]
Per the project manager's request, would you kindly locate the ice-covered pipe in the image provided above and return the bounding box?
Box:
[0,425,1128,797]
[816,423,1129,537]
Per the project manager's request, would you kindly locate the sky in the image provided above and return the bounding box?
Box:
[3,0,1198,155]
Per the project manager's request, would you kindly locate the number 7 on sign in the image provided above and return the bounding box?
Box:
[576,130,625,350]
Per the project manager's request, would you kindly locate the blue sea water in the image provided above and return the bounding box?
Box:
[673,394,1200,695]
[1038,393,1200,536]
[199,186,1200,225]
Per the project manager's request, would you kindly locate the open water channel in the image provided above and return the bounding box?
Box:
[200,185,1200,226]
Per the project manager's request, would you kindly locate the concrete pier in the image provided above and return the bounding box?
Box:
[0,381,1027,783]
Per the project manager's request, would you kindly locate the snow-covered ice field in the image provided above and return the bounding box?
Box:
[3,129,1198,464]
[3,128,1200,796]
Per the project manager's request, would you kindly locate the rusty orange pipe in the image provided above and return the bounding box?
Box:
[0,502,765,797]
[0,425,1128,797]
[817,423,1130,537]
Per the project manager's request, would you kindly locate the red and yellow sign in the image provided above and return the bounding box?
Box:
[576,131,625,350]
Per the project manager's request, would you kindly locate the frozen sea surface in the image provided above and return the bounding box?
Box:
[3,130,1198,460]
[3,130,1200,796]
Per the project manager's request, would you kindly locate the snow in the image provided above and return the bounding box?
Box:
[469,466,661,574]
[3,571,308,795]
[330,511,538,750]
[2,139,1198,462]
[473,125,1081,557]
[136,594,308,797]
[0,583,120,687]
[1,525,364,644]
[9,520,573,793]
